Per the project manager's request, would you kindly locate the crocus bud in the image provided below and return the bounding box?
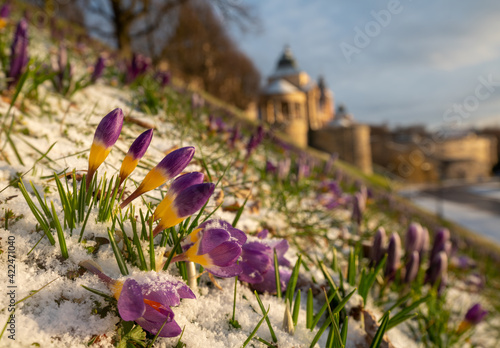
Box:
[171,219,246,278]
[152,172,204,221]
[86,108,124,187]
[91,55,106,82]
[370,227,386,266]
[0,3,11,18]
[465,303,488,325]
[8,18,29,88]
[430,228,450,261]
[120,146,195,208]
[152,183,215,236]
[246,125,264,159]
[119,129,154,185]
[385,233,401,280]
[351,192,366,226]
[426,251,447,294]
[228,125,240,149]
[405,222,423,256]
[420,227,429,256]
[404,251,420,283]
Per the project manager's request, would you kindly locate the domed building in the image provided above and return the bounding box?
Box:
[258,46,335,147]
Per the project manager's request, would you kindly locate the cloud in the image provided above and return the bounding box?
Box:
[231,0,500,126]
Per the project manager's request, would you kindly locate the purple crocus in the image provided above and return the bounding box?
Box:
[239,235,292,294]
[152,182,215,237]
[370,227,386,267]
[228,125,240,149]
[120,146,195,208]
[170,219,247,278]
[404,251,420,283]
[91,55,106,82]
[246,125,264,159]
[351,192,366,226]
[126,53,149,83]
[79,260,195,338]
[7,18,29,88]
[154,70,170,87]
[152,172,205,221]
[426,251,448,294]
[86,108,124,187]
[405,222,424,257]
[385,233,401,281]
[430,228,451,261]
[119,129,154,185]
[464,304,488,325]
[0,3,11,18]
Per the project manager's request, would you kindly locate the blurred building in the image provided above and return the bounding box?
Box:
[258,46,334,147]
[309,105,373,174]
[371,126,497,182]
[258,46,373,174]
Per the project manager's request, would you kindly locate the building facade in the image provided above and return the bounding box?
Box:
[258,46,334,147]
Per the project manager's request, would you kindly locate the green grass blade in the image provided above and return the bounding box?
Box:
[254,291,277,343]
[369,311,390,348]
[50,201,68,259]
[285,254,302,305]
[108,227,129,276]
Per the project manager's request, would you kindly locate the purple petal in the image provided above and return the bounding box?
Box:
[239,262,265,284]
[465,303,488,324]
[156,147,195,179]
[169,172,204,197]
[371,227,386,266]
[257,229,269,239]
[173,183,215,218]
[117,279,146,321]
[404,251,420,284]
[93,108,124,148]
[127,129,153,160]
[206,263,242,278]
[251,267,291,294]
[207,241,242,267]
[198,228,230,255]
[135,316,181,338]
[405,223,423,255]
[385,233,401,279]
[269,239,291,267]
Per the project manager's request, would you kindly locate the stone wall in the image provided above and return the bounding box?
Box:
[309,125,373,174]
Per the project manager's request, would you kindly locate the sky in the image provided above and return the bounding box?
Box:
[230,0,500,129]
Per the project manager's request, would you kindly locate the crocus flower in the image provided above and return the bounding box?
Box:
[154,70,170,87]
[126,53,149,83]
[228,125,240,149]
[86,108,124,187]
[91,55,106,82]
[430,228,451,261]
[385,233,401,281]
[370,227,386,267]
[152,182,215,237]
[152,172,205,222]
[405,222,424,257]
[239,235,292,294]
[79,260,195,337]
[426,251,447,294]
[351,192,366,226]
[246,125,264,159]
[170,219,247,278]
[120,146,195,208]
[8,18,28,88]
[118,129,154,185]
[0,3,10,18]
[404,251,420,283]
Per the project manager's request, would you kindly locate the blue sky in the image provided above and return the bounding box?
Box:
[231,0,500,128]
